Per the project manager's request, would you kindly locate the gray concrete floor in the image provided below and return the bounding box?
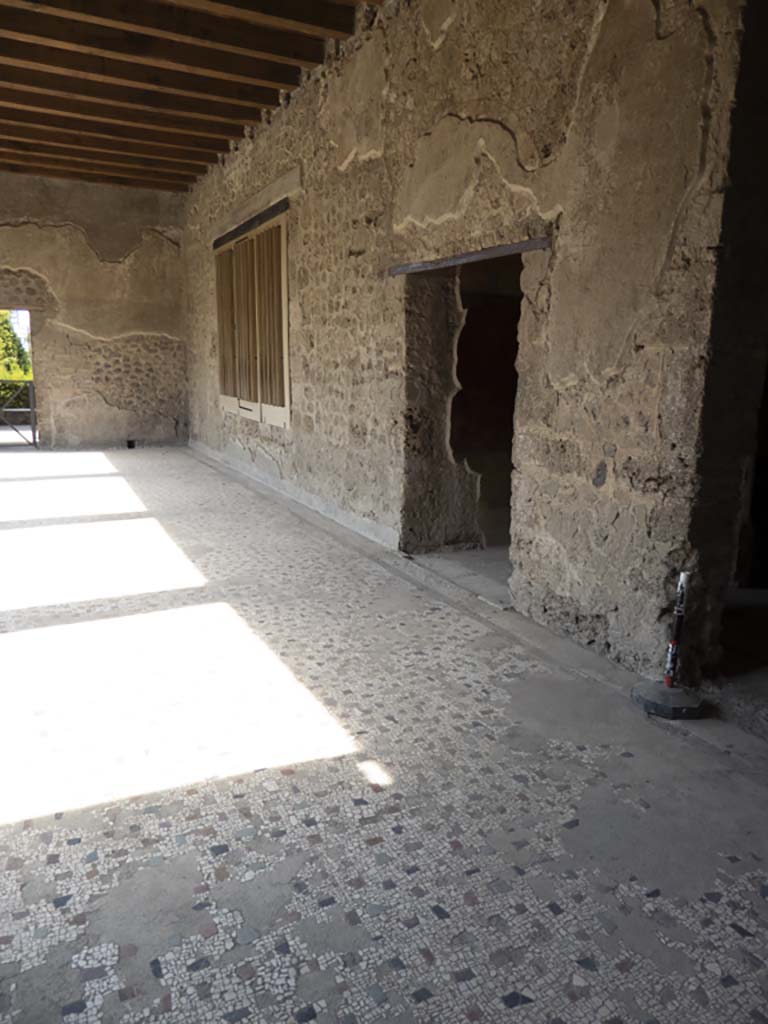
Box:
[414,547,512,608]
[1,446,767,1024]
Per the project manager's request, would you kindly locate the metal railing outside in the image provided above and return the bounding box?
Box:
[0,379,38,447]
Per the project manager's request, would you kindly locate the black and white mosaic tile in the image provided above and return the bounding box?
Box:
[1,448,767,1023]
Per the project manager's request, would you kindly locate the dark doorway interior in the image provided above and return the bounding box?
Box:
[688,0,768,696]
[450,255,521,546]
[721,365,768,675]
[412,254,522,607]
[743,367,768,588]
[401,250,525,605]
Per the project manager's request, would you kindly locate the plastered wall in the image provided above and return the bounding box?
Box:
[0,173,187,448]
[182,0,744,675]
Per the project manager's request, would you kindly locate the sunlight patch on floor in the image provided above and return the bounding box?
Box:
[357,760,394,787]
[0,602,358,823]
[0,474,146,522]
[0,450,118,479]
[0,517,205,612]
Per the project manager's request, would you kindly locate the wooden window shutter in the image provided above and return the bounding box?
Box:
[214,208,289,426]
[233,238,258,405]
[255,223,286,415]
[215,249,236,398]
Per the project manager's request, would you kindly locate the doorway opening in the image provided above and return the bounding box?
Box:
[0,308,36,447]
[450,256,521,546]
[688,0,768,709]
[720,363,768,676]
[401,253,523,606]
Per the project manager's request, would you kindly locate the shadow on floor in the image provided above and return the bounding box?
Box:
[2,447,768,1024]
[704,590,768,742]
[413,545,511,607]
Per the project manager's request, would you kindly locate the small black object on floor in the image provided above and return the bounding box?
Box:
[631,680,706,720]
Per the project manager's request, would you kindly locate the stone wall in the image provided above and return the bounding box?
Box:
[183,0,747,676]
[0,173,186,447]
[401,268,480,552]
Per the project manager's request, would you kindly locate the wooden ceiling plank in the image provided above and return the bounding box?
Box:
[0,86,240,140]
[0,39,282,106]
[161,0,355,39]
[0,106,223,154]
[0,154,194,185]
[0,140,199,178]
[0,162,187,191]
[0,122,216,167]
[0,68,268,123]
[0,8,301,89]
[0,0,371,190]
[1,0,325,67]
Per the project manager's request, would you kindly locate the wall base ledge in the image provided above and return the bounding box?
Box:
[188,440,400,550]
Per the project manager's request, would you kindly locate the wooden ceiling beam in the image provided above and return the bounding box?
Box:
[0,0,325,67]
[0,161,188,191]
[0,86,241,141]
[0,8,301,89]
[0,135,202,173]
[0,39,282,107]
[162,0,355,40]
[0,67,268,123]
[0,0,374,190]
[0,106,223,154]
[0,122,216,168]
[0,139,200,179]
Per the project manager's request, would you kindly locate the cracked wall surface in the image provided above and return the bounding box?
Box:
[183,0,746,674]
[401,268,481,552]
[0,172,187,448]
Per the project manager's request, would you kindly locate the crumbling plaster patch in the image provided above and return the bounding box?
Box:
[0,173,186,447]
[0,224,180,340]
[0,266,57,318]
[0,171,184,262]
[419,0,457,49]
[393,115,544,232]
[35,327,187,449]
[320,31,388,171]
[183,0,744,675]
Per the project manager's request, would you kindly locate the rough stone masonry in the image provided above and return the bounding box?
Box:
[183,0,759,678]
[1,0,764,681]
[0,174,187,448]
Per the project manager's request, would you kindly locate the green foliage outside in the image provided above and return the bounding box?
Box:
[1,310,31,379]
[0,311,32,411]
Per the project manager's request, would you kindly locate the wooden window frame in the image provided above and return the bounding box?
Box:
[215,212,290,429]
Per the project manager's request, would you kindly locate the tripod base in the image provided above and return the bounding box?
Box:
[631,679,706,720]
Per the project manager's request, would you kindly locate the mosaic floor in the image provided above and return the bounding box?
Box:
[1,447,767,1024]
